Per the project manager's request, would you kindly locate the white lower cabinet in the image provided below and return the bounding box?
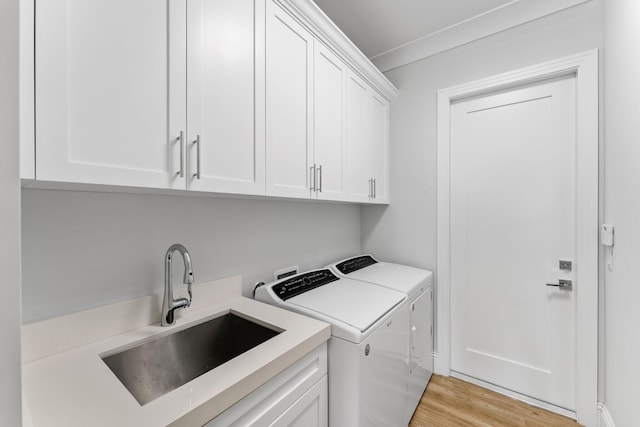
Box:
[205,343,328,427]
[270,376,328,427]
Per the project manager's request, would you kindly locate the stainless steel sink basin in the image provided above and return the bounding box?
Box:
[101,312,281,405]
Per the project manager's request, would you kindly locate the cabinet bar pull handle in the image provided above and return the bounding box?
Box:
[193,135,201,180]
[318,165,322,193]
[368,178,372,198]
[310,164,316,192]
[177,131,184,177]
[373,178,376,198]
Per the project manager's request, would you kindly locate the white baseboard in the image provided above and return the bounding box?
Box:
[598,403,615,427]
[450,371,577,420]
[432,351,449,376]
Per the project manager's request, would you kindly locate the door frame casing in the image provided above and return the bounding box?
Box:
[436,50,598,425]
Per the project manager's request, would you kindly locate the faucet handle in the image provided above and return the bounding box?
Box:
[175,297,190,309]
[186,283,192,307]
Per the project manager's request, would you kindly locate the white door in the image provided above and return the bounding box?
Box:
[35,0,186,190]
[186,0,264,195]
[313,43,347,201]
[450,76,577,411]
[265,0,313,199]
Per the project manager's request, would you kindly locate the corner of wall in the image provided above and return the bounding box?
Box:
[0,0,23,424]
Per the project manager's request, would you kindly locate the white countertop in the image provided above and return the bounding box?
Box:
[22,276,331,427]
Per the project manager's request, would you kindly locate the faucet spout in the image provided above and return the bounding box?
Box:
[161,244,194,326]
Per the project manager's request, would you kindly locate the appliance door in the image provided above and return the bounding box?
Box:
[359,303,410,427]
[408,288,433,419]
[287,279,405,333]
[346,262,430,296]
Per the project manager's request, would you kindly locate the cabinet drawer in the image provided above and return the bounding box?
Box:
[206,343,327,426]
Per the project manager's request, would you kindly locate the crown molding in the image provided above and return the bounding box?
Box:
[276,0,399,101]
[371,0,593,73]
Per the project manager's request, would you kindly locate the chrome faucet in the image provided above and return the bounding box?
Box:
[161,243,194,326]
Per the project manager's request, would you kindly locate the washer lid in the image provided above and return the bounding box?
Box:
[286,276,405,332]
[332,257,433,296]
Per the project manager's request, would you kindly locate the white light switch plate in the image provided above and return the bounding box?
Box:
[601,224,614,247]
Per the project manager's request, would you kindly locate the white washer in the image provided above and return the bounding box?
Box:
[254,268,409,427]
[327,255,434,423]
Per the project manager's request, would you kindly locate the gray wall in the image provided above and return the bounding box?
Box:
[0,0,22,423]
[22,190,361,323]
[362,0,604,272]
[603,0,640,425]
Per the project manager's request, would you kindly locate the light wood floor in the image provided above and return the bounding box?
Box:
[409,375,582,427]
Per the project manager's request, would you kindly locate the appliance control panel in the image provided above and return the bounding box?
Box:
[336,255,378,275]
[272,269,339,300]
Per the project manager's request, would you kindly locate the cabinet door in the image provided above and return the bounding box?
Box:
[270,376,328,427]
[35,0,186,189]
[205,344,327,427]
[313,43,347,201]
[187,0,265,195]
[369,91,390,203]
[265,0,314,198]
[345,70,373,202]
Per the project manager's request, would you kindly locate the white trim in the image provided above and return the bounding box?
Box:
[19,0,35,179]
[451,371,576,420]
[371,0,592,73]
[436,50,599,427]
[598,403,616,427]
[276,0,398,101]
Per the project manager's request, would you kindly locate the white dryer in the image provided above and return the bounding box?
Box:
[254,268,410,427]
[327,255,434,423]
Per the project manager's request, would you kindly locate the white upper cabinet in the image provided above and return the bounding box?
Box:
[369,91,390,203]
[35,0,186,189]
[27,0,397,203]
[346,71,373,203]
[313,42,348,202]
[265,0,314,199]
[345,70,390,203]
[187,0,265,195]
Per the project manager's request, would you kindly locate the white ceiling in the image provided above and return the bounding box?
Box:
[313,0,516,58]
